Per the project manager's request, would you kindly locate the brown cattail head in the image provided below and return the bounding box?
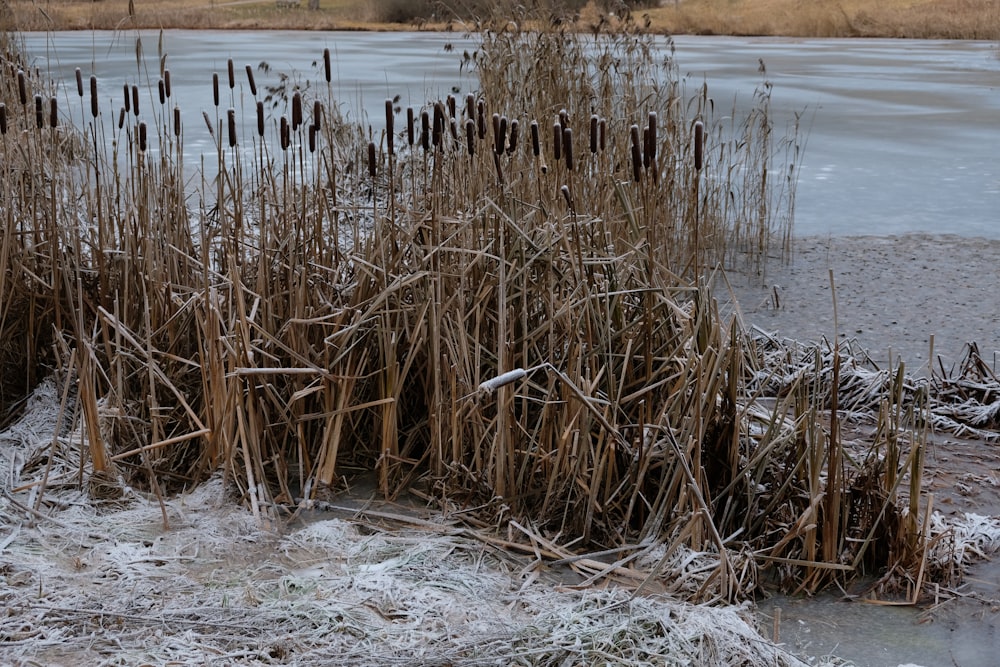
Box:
[385,99,394,155]
[630,124,642,182]
[559,108,569,129]
[589,114,598,154]
[292,92,303,130]
[308,124,317,153]
[246,65,257,96]
[447,94,456,118]
[227,108,237,147]
[90,76,99,118]
[450,117,458,142]
[491,113,501,155]
[367,141,376,178]
[465,118,475,155]
[75,68,84,97]
[123,82,131,113]
[158,78,165,105]
[599,117,606,152]
[647,111,657,163]
[493,151,504,186]
[313,100,322,132]
[17,70,26,105]
[553,121,562,161]
[323,48,331,83]
[561,184,573,209]
[530,120,539,157]
[256,101,264,137]
[280,116,289,150]
[164,69,171,98]
[138,121,147,152]
[642,127,650,169]
[562,127,573,171]
[212,72,219,107]
[507,119,519,155]
[131,85,140,117]
[406,107,415,146]
[202,109,214,137]
[432,102,445,148]
[34,95,43,129]
[694,120,704,171]
[49,97,57,128]
[119,107,126,130]
[465,93,475,121]
[420,109,430,151]
[174,106,181,137]
[0,104,7,135]
[227,59,235,90]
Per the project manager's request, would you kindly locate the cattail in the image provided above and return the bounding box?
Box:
[530,120,539,157]
[138,121,147,152]
[694,120,704,171]
[34,95,43,129]
[313,100,322,132]
[212,72,219,107]
[507,119,518,154]
[630,124,641,182]
[308,124,316,153]
[420,110,430,151]
[246,65,257,96]
[477,99,486,140]
[84,76,97,119]
[17,70,26,105]
[432,102,444,148]
[280,116,289,149]
[559,108,568,129]
[450,117,458,141]
[49,97,57,128]
[406,107,414,146]
[642,127,650,169]
[0,104,6,135]
[227,59,235,90]
[465,93,475,121]
[491,113,501,155]
[122,82,130,113]
[478,368,526,394]
[158,78,165,105]
[173,106,181,137]
[553,121,562,161]
[227,108,236,147]
[561,184,573,209]
[202,109,214,138]
[465,118,475,155]
[131,85,140,117]
[291,92,302,130]
[256,101,264,137]
[118,107,126,129]
[647,111,657,164]
[323,47,331,83]
[367,141,376,178]
[163,69,171,98]
[75,68,84,97]
[385,98,393,155]
[599,117,606,152]
[447,94,456,118]
[589,114,598,154]
[493,151,504,185]
[563,127,574,170]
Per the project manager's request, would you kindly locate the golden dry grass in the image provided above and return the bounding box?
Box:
[3,0,999,38]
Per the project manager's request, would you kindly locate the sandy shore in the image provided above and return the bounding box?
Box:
[721,234,1000,373]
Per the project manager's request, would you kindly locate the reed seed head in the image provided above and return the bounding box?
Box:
[227,108,237,147]
[90,76,99,118]
[246,65,257,96]
[75,68,83,97]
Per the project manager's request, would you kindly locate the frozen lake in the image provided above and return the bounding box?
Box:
[18,31,1000,238]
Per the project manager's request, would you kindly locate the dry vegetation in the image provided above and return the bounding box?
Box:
[6,6,996,617]
[2,0,999,39]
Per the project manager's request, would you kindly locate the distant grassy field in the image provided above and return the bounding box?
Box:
[4,0,999,38]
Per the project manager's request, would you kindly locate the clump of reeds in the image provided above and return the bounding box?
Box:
[0,17,927,601]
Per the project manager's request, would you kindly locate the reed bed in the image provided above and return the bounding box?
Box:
[0,18,943,601]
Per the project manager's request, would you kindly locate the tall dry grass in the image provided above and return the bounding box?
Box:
[0,18,931,599]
